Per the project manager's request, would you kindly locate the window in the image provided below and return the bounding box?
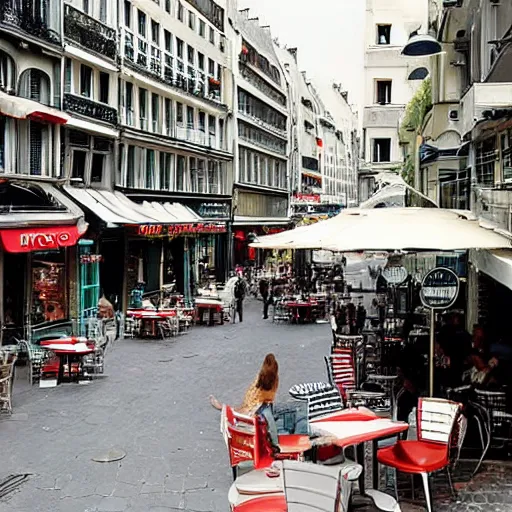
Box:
[209,26,214,44]
[18,69,51,105]
[139,88,147,129]
[439,169,469,210]
[177,155,186,191]
[83,0,89,14]
[176,102,183,124]
[208,58,215,76]
[219,118,224,149]
[408,67,429,80]
[476,136,496,186]
[80,64,92,98]
[99,72,109,103]
[124,0,131,27]
[151,20,160,44]
[187,45,194,64]
[186,105,194,128]
[165,0,171,13]
[189,11,195,30]
[0,51,15,92]
[377,24,391,45]
[198,52,205,70]
[151,93,159,132]
[502,130,512,182]
[72,149,87,180]
[376,80,392,104]
[146,149,155,188]
[138,9,146,36]
[372,138,391,163]
[160,152,172,190]
[199,19,205,37]
[164,98,172,135]
[126,145,135,187]
[99,0,107,23]
[199,111,205,132]
[69,132,112,185]
[91,153,105,183]
[177,2,184,21]
[125,82,134,124]
[177,38,184,59]
[164,30,173,52]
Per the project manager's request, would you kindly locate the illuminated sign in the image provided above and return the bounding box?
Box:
[293,193,321,204]
[0,226,81,253]
[136,223,227,237]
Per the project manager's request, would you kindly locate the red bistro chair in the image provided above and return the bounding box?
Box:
[325,351,356,402]
[377,397,462,512]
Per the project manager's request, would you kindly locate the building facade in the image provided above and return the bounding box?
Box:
[360,0,430,201]
[227,4,290,265]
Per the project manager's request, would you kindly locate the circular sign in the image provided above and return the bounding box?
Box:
[382,266,408,285]
[420,267,459,309]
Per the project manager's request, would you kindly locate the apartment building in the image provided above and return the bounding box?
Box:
[360,0,429,201]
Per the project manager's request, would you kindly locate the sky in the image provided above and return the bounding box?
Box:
[239,0,366,113]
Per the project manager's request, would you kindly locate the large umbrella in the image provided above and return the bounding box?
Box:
[251,208,512,252]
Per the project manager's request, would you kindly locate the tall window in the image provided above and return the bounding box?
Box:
[126,145,135,187]
[199,19,205,37]
[99,0,107,23]
[125,82,134,125]
[80,65,92,98]
[376,80,392,104]
[476,136,496,186]
[372,138,391,162]
[69,131,112,185]
[151,20,160,44]
[177,2,184,21]
[145,149,155,188]
[151,93,159,132]
[199,111,206,133]
[186,106,194,132]
[188,11,195,30]
[99,72,109,103]
[164,98,172,136]
[0,51,15,92]
[177,155,185,190]
[139,88,147,129]
[160,152,172,190]
[18,69,51,105]
[124,0,131,27]
[138,10,146,36]
[176,102,183,125]
[209,26,214,44]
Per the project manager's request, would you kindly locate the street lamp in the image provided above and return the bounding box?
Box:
[402,30,442,57]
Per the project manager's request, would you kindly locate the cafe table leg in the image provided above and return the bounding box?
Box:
[356,443,366,495]
[57,355,65,385]
[372,439,379,490]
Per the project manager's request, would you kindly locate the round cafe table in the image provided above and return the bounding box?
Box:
[40,341,95,384]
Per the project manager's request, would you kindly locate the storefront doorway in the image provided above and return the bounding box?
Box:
[3,252,26,342]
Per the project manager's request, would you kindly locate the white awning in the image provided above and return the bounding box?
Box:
[0,91,69,124]
[251,208,512,252]
[469,249,512,291]
[64,44,118,72]
[66,117,119,138]
[63,186,202,227]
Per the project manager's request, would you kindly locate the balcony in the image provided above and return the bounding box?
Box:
[460,82,512,136]
[64,4,117,61]
[363,106,404,129]
[175,126,218,149]
[64,93,118,125]
[0,3,59,45]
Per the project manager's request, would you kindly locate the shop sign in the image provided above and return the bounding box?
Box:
[0,226,81,253]
[196,202,230,219]
[382,266,408,285]
[80,254,103,264]
[136,223,226,237]
[293,193,321,203]
[420,267,459,309]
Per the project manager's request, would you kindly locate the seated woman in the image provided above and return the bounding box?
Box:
[463,325,500,388]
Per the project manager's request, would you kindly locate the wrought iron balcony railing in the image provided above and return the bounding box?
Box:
[64,93,117,125]
[64,4,117,61]
[0,3,60,45]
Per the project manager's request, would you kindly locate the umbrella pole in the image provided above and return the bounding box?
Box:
[429,307,435,397]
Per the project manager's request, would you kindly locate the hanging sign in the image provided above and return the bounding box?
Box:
[135,223,226,237]
[382,266,408,285]
[420,267,459,309]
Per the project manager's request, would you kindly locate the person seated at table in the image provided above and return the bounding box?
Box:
[209,353,308,435]
[463,325,500,388]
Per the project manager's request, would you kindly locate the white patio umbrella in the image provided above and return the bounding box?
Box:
[251,208,512,252]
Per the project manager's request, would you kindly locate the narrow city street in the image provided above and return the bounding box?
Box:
[1,301,512,512]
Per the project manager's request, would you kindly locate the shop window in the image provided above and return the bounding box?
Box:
[19,69,51,105]
[377,24,391,45]
[376,80,392,104]
[31,256,67,325]
[372,138,391,162]
[476,136,496,186]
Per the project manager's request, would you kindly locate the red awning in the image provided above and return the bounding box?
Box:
[0,226,82,253]
[0,91,69,125]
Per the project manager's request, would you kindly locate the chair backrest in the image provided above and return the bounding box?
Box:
[253,411,279,470]
[225,406,256,469]
[307,387,344,422]
[282,460,342,512]
[417,397,461,445]
[325,352,356,400]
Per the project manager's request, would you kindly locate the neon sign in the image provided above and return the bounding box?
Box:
[136,223,227,237]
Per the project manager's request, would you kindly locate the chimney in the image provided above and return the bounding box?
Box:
[239,8,249,19]
[287,47,298,61]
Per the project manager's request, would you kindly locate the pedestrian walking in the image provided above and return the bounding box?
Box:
[233,275,246,323]
[259,277,270,319]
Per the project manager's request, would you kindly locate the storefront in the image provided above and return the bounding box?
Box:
[0,181,86,344]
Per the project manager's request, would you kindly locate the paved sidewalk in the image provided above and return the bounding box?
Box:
[0,300,511,511]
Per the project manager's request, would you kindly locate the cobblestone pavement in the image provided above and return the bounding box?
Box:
[1,300,511,511]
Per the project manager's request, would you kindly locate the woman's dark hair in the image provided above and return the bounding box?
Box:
[256,354,279,391]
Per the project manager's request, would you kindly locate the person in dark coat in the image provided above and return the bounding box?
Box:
[259,278,270,319]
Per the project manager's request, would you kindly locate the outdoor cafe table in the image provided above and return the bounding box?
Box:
[285,299,318,323]
[310,408,408,511]
[40,341,95,384]
[194,298,223,326]
[127,309,178,337]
